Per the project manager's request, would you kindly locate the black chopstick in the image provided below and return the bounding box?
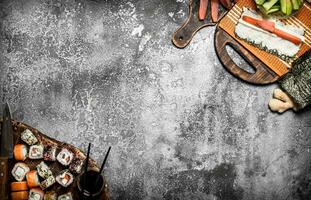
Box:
[83,143,91,200]
[93,146,111,190]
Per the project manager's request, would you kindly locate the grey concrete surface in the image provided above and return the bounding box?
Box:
[0,0,310,199]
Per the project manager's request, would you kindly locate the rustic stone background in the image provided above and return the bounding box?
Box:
[0,0,310,199]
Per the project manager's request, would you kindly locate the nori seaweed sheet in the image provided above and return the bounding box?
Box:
[279,51,311,110]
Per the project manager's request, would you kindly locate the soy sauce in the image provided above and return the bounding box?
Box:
[77,170,104,199]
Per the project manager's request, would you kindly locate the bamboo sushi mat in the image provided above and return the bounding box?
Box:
[219,0,311,77]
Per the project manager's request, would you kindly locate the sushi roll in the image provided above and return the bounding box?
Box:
[57,192,73,200]
[69,151,86,174]
[44,191,57,200]
[29,145,44,159]
[11,162,30,182]
[11,181,28,191]
[11,191,29,200]
[43,145,57,161]
[13,144,28,161]
[37,161,53,179]
[21,129,38,145]
[56,148,74,166]
[29,188,45,200]
[40,176,56,190]
[55,170,74,187]
[26,170,40,188]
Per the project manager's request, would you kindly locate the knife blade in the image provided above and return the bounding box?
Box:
[242,16,302,45]
[0,103,14,200]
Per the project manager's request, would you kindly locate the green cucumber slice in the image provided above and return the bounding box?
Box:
[267,5,280,14]
[256,0,267,5]
[263,0,279,11]
[291,0,300,10]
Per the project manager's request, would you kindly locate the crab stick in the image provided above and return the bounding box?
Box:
[199,0,208,20]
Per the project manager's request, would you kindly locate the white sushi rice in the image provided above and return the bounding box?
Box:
[235,8,304,58]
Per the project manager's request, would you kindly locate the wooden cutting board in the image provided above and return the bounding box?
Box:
[215,0,311,84]
[172,0,228,48]
[0,120,109,200]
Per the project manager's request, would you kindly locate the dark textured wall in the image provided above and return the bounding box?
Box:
[0,0,310,199]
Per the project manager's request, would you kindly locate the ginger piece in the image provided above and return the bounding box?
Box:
[268,88,297,113]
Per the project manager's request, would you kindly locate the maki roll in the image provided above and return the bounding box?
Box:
[37,162,53,179]
[26,170,40,188]
[43,145,57,161]
[69,151,86,174]
[29,188,45,200]
[44,191,57,200]
[21,129,38,145]
[13,144,28,161]
[29,145,44,159]
[55,170,74,187]
[11,191,29,200]
[56,148,74,166]
[57,192,73,200]
[40,176,56,190]
[11,181,28,191]
[11,162,30,182]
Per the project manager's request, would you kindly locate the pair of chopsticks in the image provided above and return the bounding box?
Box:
[83,143,111,199]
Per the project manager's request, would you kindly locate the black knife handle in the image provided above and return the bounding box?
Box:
[0,157,9,200]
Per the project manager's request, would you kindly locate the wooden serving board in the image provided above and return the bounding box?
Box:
[214,26,279,84]
[0,120,109,200]
[172,0,228,48]
[215,0,311,85]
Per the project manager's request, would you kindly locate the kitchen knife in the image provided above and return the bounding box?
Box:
[242,15,303,45]
[0,103,14,200]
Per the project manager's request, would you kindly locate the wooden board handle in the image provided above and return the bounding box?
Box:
[172,0,214,48]
[0,157,9,200]
[214,26,279,85]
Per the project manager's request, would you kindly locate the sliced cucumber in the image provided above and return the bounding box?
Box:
[263,0,279,11]
[256,0,267,5]
[267,5,281,14]
[291,0,300,10]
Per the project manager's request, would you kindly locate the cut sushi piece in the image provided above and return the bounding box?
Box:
[29,188,45,200]
[21,129,38,145]
[44,191,57,200]
[37,162,53,179]
[43,145,57,161]
[11,191,29,200]
[14,144,28,161]
[26,170,40,188]
[56,148,74,166]
[57,192,73,200]
[11,162,30,182]
[11,181,28,191]
[56,170,74,187]
[69,151,86,174]
[40,176,56,190]
[29,145,44,159]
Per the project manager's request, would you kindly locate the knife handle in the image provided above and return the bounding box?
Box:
[0,157,9,200]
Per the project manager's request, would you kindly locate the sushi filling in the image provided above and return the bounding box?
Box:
[40,176,56,190]
[43,145,57,161]
[37,162,53,178]
[56,170,74,187]
[21,129,38,145]
[57,192,73,200]
[14,166,27,180]
[56,149,74,166]
[12,163,30,181]
[29,145,44,159]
